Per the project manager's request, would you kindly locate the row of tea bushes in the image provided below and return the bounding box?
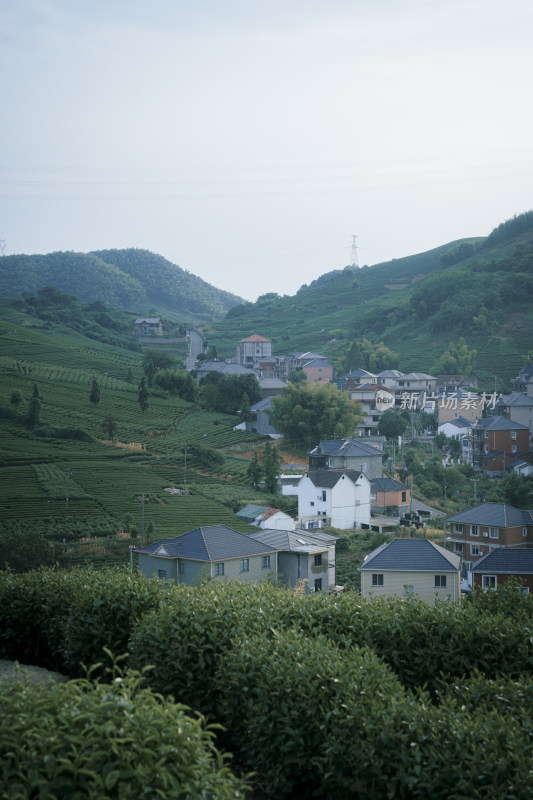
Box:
[1,570,532,798]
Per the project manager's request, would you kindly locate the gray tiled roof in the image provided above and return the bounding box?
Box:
[359,538,461,572]
[251,396,273,412]
[310,438,384,458]
[306,469,363,489]
[138,525,276,561]
[474,416,528,431]
[249,528,338,552]
[370,477,409,492]
[446,502,533,528]
[471,548,533,573]
[235,504,270,521]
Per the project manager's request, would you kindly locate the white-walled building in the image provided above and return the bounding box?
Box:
[297,469,371,530]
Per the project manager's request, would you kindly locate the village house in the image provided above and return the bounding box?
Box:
[470,416,530,475]
[297,468,371,530]
[242,396,280,437]
[469,548,533,592]
[445,502,533,566]
[237,334,273,366]
[248,528,339,592]
[341,382,386,435]
[195,360,259,382]
[308,438,384,480]
[436,390,485,425]
[359,538,462,604]
[370,477,410,517]
[235,504,295,531]
[134,317,163,336]
[435,374,479,393]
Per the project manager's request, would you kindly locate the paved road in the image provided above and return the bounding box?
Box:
[185,330,203,371]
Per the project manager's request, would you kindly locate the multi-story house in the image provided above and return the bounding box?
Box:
[470,417,530,475]
[343,383,385,435]
[308,438,384,480]
[445,502,533,566]
[297,468,371,530]
[237,334,272,366]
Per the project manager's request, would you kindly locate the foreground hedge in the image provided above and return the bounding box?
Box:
[0,668,247,799]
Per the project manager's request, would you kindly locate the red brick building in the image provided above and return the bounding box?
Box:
[470,417,530,475]
[470,548,533,592]
[446,502,533,566]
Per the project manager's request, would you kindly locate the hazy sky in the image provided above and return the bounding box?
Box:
[1,1,532,302]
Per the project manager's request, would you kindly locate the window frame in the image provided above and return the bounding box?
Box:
[214,562,225,577]
[239,558,250,573]
[434,575,447,588]
[314,553,323,567]
[482,574,497,589]
[371,573,384,586]
[261,555,271,570]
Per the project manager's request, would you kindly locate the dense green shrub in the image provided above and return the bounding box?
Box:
[217,628,409,799]
[63,568,169,678]
[129,581,293,718]
[0,668,247,799]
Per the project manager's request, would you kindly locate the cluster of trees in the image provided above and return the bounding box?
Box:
[431,337,477,376]
[269,382,362,449]
[246,441,283,493]
[339,337,399,374]
[198,372,262,415]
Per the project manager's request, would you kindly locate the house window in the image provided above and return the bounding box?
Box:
[314,578,322,592]
[401,491,406,502]
[454,523,463,534]
[372,574,384,586]
[512,431,517,440]
[489,527,499,539]
[215,562,225,577]
[484,445,489,454]
[471,544,480,556]
[360,463,367,472]
[523,527,528,537]
[435,575,447,588]
[310,501,314,507]
[484,431,489,439]
[454,543,463,553]
[240,558,249,573]
[322,490,326,502]
[157,569,167,580]
[512,445,517,453]
[370,492,377,502]
[261,555,270,569]
[404,585,415,596]
[471,525,479,537]
[314,553,322,567]
[482,575,497,589]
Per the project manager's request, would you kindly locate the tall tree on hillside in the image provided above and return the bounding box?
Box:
[26,396,41,428]
[102,413,118,443]
[247,451,263,488]
[239,392,252,422]
[431,337,477,376]
[262,441,283,494]
[89,378,101,406]
[138,377,149,414]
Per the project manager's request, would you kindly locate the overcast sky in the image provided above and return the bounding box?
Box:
[1,0,532,302]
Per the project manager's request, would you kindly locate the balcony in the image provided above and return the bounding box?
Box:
[298,515,332,530]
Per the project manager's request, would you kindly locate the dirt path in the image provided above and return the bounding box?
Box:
[0,659,68,685]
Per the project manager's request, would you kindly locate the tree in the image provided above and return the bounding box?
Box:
[377,409,409,439]
[288,369,307,384]
[262,440,283,493]
[247,451,263,488]
[10,390,22,412]
[239,392,252,422]
[102,413,118,442]
[431,337,477,376]
[126,368,134,383]
[89,378,101,406]
[269,382,362,448]
[142,350,178,386]
[32,383,41,400]
[153,368,198,402]
[0,531,65,572]
[489,472,532,508]
[26,396,41,428]
[138,377,149,414]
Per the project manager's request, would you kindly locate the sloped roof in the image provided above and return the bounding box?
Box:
[446,502,533,528]
[375,370,405,378]
[258,377,287,388]
[370,477,409,492]
[474,416,529,431]
[251,396,273,412]
[305,469,363,489]
[400,373,436,380]
[235,504,270,522]
[501,393,533,407]
[249,528,337,553]
[198,361,259,377]
[240,334,271,343]
[359,538,461,572]
[309,438,384,458]
[471,548,533,574]
[439,416,473,429]
[137,525,276,561]
[134,317,161,324]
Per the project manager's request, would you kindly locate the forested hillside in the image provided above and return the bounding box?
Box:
[0,248,243,322]
[207,212,533,385]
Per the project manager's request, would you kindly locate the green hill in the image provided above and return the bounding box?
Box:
[0,248,244,322]
[205,212,533,386]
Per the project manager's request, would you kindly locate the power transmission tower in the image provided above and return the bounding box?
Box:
[350,235,359,268]
[0,240,6,256]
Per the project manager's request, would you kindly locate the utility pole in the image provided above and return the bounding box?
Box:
[351,235,359,268]
[470,477,479,501]
[141,493,145,548]
[183,445,188,488]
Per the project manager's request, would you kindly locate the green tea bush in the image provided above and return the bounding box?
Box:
[129,580,293,718]
[0,668,247,799]
[63,568,170,678]
[0,569,80,671]
[217,628,410,799]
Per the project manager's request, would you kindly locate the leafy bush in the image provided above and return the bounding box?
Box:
[0,667,247,799]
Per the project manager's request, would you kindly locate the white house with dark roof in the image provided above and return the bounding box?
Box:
[297,468,371,530]
[235,504,295,531]
[359,538,462,604]
[308,438,384,480]
[249,528,339,592]
[136,525,279,585]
